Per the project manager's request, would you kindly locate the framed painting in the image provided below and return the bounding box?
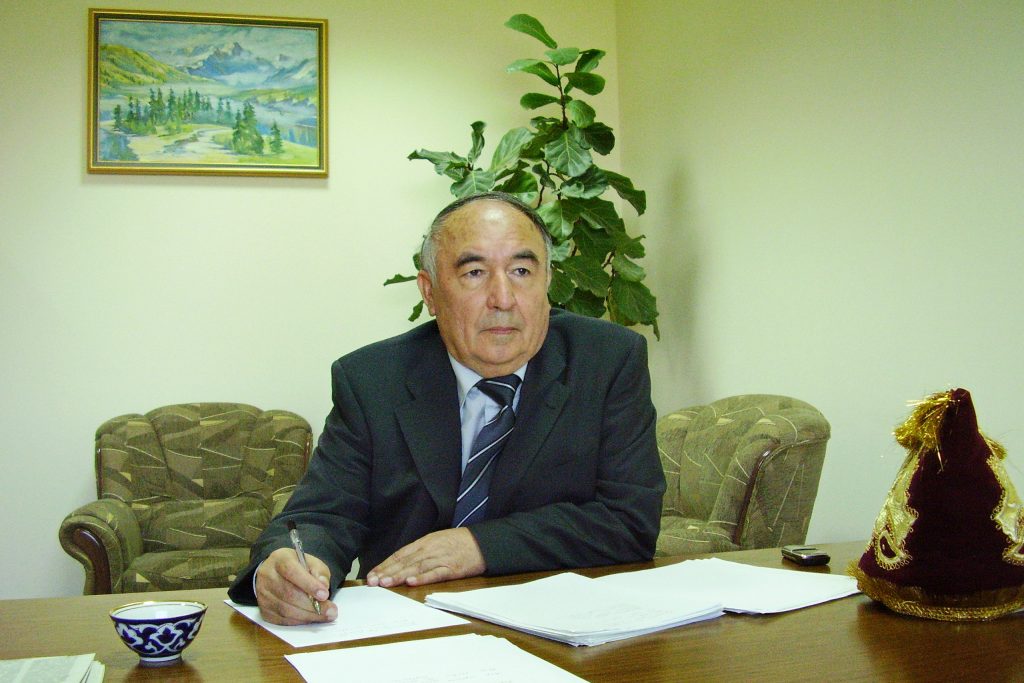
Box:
[88,9,327,177]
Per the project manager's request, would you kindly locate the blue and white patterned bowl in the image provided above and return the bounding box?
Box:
[110,600,207,666]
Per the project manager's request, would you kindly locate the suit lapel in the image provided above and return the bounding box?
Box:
[488,330,569,515]
[395,338,463,523]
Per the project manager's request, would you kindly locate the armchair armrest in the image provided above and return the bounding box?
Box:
[730,432,829,549]
[710,400,830,549]
[58,499,143,594]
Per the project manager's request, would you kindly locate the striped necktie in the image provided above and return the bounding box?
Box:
[452,374,522,528]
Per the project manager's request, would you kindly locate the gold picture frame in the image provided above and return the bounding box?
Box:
[88,9,327,177]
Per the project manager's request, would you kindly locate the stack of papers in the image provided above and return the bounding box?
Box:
[226,585,467,647]
[286,634,586,682]
[425,558,860,647]
[0,653,104,682]
[596,558,860,613]
[425,571,723,646]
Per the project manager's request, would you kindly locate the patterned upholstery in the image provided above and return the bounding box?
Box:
[656,395,830,557]
[59,403,311,594]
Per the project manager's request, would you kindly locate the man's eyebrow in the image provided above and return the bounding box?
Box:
[453,250,540,269]
[454,253,485,269]
[511,249,540,263]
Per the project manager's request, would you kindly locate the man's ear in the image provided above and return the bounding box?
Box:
[416,271,437,316]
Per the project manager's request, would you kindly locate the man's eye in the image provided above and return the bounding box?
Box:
[511,267,531,276]
[464,268,484,277]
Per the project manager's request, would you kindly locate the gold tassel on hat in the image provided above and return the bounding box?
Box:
[894,390,1007,470]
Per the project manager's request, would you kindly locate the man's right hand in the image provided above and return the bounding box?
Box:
[255,547,337,625]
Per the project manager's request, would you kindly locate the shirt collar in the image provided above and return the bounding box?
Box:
[447,354,527,408]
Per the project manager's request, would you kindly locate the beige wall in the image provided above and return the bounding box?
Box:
[3,0,1021,599]
[0,0,619,598]
[617,1,1024,543]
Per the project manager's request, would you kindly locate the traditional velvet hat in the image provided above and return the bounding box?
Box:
[851,388,1024,620]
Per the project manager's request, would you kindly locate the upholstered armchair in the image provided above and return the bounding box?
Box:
[59,403,312,594]
[656,394,830,557]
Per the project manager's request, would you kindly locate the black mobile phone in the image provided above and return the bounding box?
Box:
[781,545,831,566]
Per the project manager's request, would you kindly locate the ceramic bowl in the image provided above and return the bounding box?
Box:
[110,600,207,666]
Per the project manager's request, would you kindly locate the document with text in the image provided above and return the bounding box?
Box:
[226,585,468,648]
[286,634,587,682]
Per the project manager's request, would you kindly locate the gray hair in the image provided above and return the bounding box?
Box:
[419,192,553,280]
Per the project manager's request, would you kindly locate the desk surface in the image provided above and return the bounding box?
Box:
[3,542,1022,681]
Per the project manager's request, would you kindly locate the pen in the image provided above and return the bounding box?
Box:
[286,521,322,615]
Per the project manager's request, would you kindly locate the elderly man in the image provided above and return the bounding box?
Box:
[228,192,665,625]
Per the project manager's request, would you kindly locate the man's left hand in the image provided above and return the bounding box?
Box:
[366,528,485,587]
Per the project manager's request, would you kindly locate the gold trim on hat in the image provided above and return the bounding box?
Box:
[850,563,1024,621]
[868,450,917,570]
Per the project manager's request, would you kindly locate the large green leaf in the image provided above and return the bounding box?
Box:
[451,169,496,197]
[548,238,573,263]
[612,254,645,282]
[575,49,605,73]
[561,254,611,296]
[609,278,658,328]
[569,196,625,233]
[548,267,575,304]
[573,221,616,261]
[545,47,580,66]
[613,232,646,259]
[495,169,539,205]
[522,118,561,158]
[467,121,486,166]
[489,127,534,173]
[408,149,469,181]
[602,169,646,215]
[565,72,605,96]
[544,126,592,177]
[563,289,606,318]
[565,99,596,128]
[580,122,615,155]
[506,59,559,86]
[560,166,607,199]
[520,93,560,110]
[537,199,578,241]
[505,14,557,49]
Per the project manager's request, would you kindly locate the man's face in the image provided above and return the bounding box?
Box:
[417,199,551,378]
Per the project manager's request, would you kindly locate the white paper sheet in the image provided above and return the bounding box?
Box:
[595,557,860,614]
[0,653,99,683]
[226,585,468,648]
[426,572,723,646]
[285,634,587,683]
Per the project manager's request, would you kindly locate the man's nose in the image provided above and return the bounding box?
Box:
[487,273,515,309]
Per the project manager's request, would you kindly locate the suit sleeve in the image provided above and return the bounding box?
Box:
[470,333,666,574]
[227,361,371,604]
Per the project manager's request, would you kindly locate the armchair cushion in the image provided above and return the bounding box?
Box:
[121,548,253,593]
[137,497,268,552]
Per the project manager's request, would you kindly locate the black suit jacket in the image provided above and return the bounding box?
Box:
[228,309,665,603]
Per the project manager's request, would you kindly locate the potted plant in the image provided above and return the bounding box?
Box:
[386,14,658,338]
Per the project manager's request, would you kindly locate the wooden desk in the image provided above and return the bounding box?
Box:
[3,543,1021,681]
